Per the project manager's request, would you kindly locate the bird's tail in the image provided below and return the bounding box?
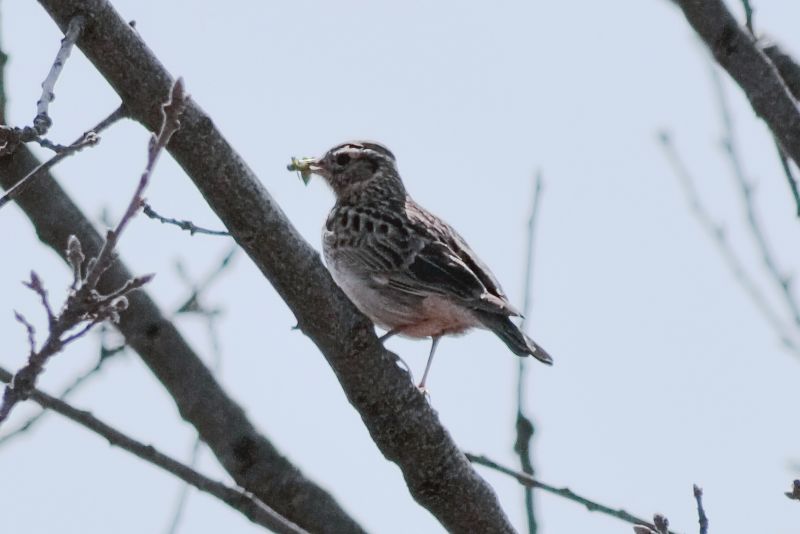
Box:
[476,312,554,365]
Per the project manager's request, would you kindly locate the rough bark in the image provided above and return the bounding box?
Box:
[33,0,516,531]
[0,147,365,534]
[675,0,800,167]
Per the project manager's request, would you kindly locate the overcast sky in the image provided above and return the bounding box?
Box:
[2,1,800,533]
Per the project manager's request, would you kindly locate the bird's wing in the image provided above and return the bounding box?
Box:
[400,201,520,316]
[324,201,520,317]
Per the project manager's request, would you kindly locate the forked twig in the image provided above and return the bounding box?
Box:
[0,81,185,425]
[0,105,127,211]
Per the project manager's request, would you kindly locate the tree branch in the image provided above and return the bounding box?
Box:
[708,64,800,330]
[515,171,545,534]
[34,15,85,136]
[0,80,184,425]
[0,365,307,534]
[762,43,800,101]
[0,341,125,447]
[143,202,231,236]
[657,130,800,356]
[0,15,85,155]
[34,1,516,531]
[674,0,800,169]
[0,68,364,534]
[465,453,679,534]
[692,485,709,534]
[0,105,125,211]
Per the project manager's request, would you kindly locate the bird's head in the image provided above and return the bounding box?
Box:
[289,141,403,199]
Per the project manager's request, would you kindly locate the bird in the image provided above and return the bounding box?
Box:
[291,140,552,390]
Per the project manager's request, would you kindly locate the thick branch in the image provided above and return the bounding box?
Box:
[0,365,307,534]
[35,0,515,531]
[675,0,800,167]
[763,44,800,101]
[0,134,363,534]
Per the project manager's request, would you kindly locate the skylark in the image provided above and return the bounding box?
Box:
[290,141,552,389]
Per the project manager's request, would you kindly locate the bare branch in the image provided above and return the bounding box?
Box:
[165,250,235,534]
[466,453,679,534]
[13,311,36,355]
[0,16,86,155]
[84,79,186,290]
[774,144,800,218]
[0,104,127,211]
[674,0,800,169]
[0,341,126,447]
[740,0,754,36]
[0,83,184,425]
[35,1,516,530]
[709,64,800,330]
[143,202,231,236]
[3,136,361,529]
[657,130,800,356]
[0,364,308,534]
[515,171,544,534]
[0,131,98,210]
[34,15,85,135]
[693,485,709,534]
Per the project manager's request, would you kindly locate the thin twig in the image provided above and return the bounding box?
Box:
[740,0,754,36]
[775,145,800,218]
[143,202,230,236]
[465,453,680,534]
[0,365,307,534]
[0,342,125,446]
[709,65,800,329]
[0,104,126,211]
[0,16,85,155]
[34,16,85,135]
[165,249,235,534]
[85,81,186,290]
[0,82,185,426]
[0,250,235,447]
[515,171,544,534]
[692,485,709,534]
[657,131,800,356]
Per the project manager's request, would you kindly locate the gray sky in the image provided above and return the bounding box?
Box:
[2,1,800,532]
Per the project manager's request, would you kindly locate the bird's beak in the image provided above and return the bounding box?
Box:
[287,156,328,185]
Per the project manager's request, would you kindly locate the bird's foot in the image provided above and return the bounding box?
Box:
[416,383,430,400]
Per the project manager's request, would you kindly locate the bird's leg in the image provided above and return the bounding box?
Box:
[417,336,441,393]
[378,328,401,343]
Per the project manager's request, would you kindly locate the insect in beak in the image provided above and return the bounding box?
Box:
[287,156,316,185]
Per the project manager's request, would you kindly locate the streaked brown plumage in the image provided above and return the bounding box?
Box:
[302,141,552,389]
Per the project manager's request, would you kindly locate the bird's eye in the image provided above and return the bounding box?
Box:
[335,153,351,166]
